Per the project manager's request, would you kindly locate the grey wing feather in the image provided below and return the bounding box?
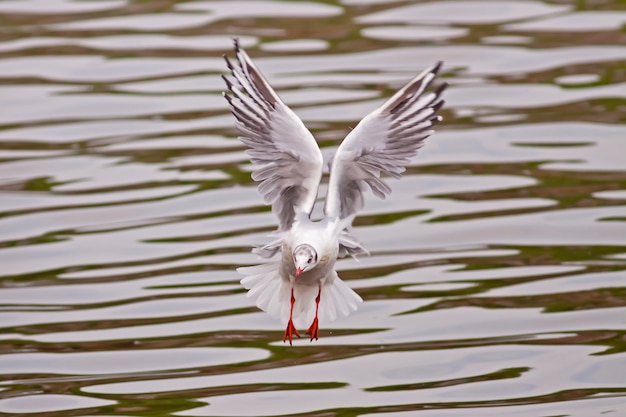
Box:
[223,39,323,231]
[325,62,447,221]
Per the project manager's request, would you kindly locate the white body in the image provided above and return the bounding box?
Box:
[238,218,362,328]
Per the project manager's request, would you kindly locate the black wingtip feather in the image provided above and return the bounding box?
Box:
[223,54,235,72]
[221,74,233,90]
[432,60,443,75]
[434,82,448,96]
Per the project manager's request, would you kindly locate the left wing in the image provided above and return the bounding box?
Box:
[223,39,323,231]
[324,62,447,220]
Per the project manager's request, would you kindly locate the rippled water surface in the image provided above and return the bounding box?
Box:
[1,0,626,416]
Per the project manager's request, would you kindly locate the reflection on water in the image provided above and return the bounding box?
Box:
[1,0,625,416]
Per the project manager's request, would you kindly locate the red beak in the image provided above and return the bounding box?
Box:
[295,267,303,278]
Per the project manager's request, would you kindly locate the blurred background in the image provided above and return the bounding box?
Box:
[1,0,625,416]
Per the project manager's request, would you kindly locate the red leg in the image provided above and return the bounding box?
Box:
[306,286,321,341]
[283,287,300,345]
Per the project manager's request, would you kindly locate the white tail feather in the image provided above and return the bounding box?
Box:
[320,272,362,321]
[238,264,363,329]
[238,262,285,320]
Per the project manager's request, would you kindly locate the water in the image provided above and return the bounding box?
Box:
[1,0,625,415]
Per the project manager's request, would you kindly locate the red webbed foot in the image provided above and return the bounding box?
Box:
[306,287,321,341]
[305,317,319,341]
[283,319,300,345]
[283,287,301,345]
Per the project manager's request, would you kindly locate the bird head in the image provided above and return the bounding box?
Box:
[293,244,318,278]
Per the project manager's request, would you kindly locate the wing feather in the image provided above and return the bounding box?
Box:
[223,39,323,231]
[325,62,447,220]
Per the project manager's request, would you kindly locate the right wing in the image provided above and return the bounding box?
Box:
[223,39,323,231]
[325,62,446,220]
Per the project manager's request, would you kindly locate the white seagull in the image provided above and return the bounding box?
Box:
[223,40,446,344]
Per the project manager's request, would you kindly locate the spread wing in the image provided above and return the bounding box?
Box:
[324,62,447,220]
[223,39,323,231]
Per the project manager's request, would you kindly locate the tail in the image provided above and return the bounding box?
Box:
[317,272,363,324]
[238,265,363,329]
[238,262,286,321]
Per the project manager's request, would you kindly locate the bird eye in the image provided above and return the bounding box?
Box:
[307,257,312,264]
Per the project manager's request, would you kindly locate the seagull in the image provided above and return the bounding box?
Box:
[222,39,446,345]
